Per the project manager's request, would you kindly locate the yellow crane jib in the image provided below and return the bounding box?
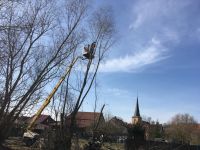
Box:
[27,57,79,130]
[23,42,96,145]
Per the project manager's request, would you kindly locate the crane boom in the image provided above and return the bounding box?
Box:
[23,42,96,146]
[27,57,79,130]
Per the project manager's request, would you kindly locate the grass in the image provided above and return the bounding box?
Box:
[71,138,124,150]
[3,137,124,150]
[102,142,124,150]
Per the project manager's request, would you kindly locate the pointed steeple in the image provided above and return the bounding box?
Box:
[132,96,142,124]
[134,97,140,117]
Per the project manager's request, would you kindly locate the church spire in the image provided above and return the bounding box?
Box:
[132,96,142,125]
[134,97,140,117]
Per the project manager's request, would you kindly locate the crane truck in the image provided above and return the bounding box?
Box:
[23,42,96,145]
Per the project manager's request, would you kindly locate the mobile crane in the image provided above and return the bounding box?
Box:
[23,42,96,145]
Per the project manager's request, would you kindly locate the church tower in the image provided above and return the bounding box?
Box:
[132,97,142,124]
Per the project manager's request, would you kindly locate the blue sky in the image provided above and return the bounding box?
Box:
[81,0,200,123]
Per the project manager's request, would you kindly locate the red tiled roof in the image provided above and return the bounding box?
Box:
[197,124,200,129]
[76,112,101,120]
[27,114,54,124]
[66,112,104,128]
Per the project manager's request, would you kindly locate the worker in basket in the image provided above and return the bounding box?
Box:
[83,42,96,59]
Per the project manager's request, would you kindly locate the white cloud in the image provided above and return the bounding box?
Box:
[129,13,144,29]
[99,38,168,73]
[162,28,179,43]
[105,88,129,96]
[129,0,163,29]
[129,0,191,30]
[128,0,200,44]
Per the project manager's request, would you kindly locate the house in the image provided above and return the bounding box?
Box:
[66,112,105,130]
[13,114,55,136]
[108,116,128,136]
[26,114,55,131]
[106,117,128,143]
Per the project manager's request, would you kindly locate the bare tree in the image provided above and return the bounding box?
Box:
[47,7,116,149]
[0,1,115,149]
[0,0,87,142]
[66,7,115,149]
[165,113,198,144]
